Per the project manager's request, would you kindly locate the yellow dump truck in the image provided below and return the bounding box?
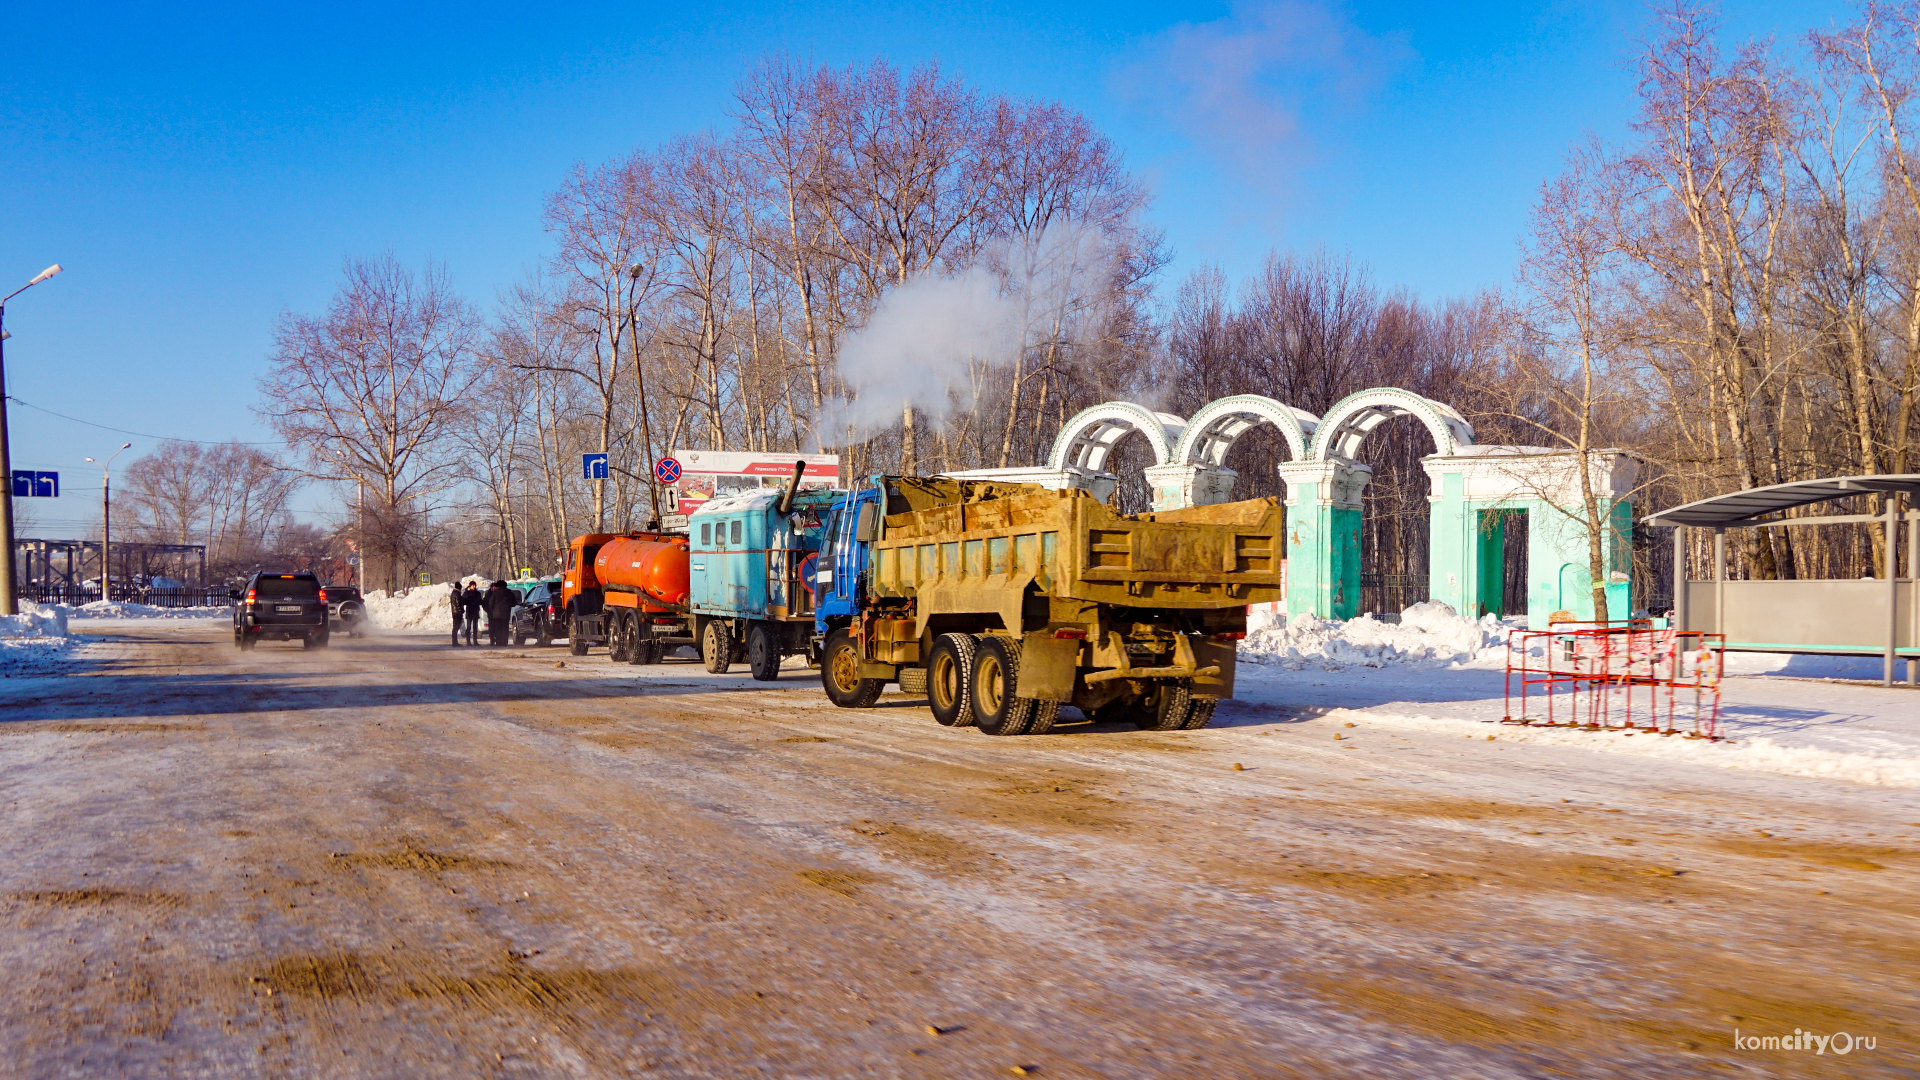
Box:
[812,477,1284,736]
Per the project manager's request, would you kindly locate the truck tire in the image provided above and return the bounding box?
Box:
[703,619,734,675]
[1136,680,1193,731]
[608,611,631,663]
[821,628,882,708]
[630,622,659,665]
[746,622,781,682]
[970,635,1038,736]
[535,616,552,648]
[1026,699,1061,736]
[926,633,977,727]
[568,604,588,655]
[1181,697,1219,730]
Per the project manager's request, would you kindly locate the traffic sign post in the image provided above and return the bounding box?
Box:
[582,453,609,480]
[10,470,57,497]
[653,457,682,485]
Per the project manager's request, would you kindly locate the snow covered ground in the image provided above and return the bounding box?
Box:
[1232,601,1920,789]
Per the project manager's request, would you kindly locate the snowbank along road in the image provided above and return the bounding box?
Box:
[1,621,1915,1079]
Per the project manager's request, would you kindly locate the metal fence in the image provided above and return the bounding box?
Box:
[1360,573,1430,617]
[18,584,232,609]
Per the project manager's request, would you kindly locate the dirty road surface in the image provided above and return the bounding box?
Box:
[1,624,1914,1078]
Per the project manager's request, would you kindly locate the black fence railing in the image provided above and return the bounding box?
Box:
[18,585,233,609]
[1359,573,1430,617]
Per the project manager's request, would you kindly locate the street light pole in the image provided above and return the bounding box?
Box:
[0,263,64,616]
[84,443,133,604]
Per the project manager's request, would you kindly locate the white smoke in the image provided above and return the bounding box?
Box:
[820,221,1119,445]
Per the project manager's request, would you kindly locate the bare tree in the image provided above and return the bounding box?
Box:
[259,255,481,592]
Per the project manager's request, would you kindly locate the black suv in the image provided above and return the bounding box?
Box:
[232,572,329,650]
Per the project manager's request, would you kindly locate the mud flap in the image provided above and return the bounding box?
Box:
[1192,637,1236,699]
[1019,632,1080,703]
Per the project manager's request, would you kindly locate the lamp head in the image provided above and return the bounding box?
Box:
[85,457,97,463]
[629,263,644,280]
[29,265,62,286]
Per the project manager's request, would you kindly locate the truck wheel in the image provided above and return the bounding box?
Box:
[536,618,552,648]
[630,621,658,666]
[703,620,734,675]
[608,611,631,663]
[926,633,977,727]
[821,629,882,708]
[746,622,781,682]
[970,635,1038,736]
[1136,680,1193,731]
[1181,697,1219,730]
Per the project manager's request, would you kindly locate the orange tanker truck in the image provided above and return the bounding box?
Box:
[559,531,694,664]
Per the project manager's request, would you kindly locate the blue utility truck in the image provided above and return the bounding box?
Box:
[687,463,840,680]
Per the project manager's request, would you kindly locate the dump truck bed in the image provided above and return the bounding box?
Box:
[868,484,1283,633]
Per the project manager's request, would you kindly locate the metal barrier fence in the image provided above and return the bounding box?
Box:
[1360,573,1429,617]
[18,585,233,609]
[1503,622,1724,739]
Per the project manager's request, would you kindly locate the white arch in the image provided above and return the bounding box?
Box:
[1049,402,1187,473]
[1309,388,1475,462]
[1173,394,1321,467]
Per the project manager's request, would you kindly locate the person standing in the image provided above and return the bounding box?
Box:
[461,582,483,645]
[483,580,515,646]
[449,582,464,647]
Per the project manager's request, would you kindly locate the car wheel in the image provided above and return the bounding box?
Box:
[820,628,882,708]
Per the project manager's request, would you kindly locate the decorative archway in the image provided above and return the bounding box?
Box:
[1309,388,1475,463]
[1173,394,1319,466]
[1048,402,1187,473]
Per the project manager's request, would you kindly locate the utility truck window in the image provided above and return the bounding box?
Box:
[731,520,743,545]
[700,522,711,545]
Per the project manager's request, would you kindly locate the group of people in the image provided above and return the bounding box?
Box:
[449,580,517,646]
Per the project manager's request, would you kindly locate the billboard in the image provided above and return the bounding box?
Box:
[667,450,840,516]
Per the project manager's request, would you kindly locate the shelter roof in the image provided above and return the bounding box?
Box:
[1643,475,1920,527]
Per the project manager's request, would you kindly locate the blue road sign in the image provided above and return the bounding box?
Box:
[653,457,682,485]
[582,453,609,480]
[10,470,58,498]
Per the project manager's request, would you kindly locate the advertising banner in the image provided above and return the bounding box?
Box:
[667,450,840,516]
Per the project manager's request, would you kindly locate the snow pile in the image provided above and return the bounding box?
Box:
[1241,602,1514,670]
[0,600,69,639]
[364,576,491,631]
[63,601,228,620]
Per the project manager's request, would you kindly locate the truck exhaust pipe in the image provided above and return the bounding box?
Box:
[777,460,806,515]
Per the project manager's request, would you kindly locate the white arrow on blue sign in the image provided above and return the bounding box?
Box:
[10,471,58,498]
[582,453,609,480]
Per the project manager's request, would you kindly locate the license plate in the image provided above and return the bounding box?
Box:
[276,605,303,613]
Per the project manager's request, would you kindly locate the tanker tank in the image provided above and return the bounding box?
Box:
[591,536,691,609]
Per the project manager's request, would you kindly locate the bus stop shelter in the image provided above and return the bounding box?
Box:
[1645,475,1920,687]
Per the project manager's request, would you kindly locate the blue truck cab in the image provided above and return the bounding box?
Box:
[688,484,840,680]
[812,479,887,641]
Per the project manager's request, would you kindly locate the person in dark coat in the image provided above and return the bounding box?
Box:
[461,582,483,645]
[449,582,464,646]
[483,580,515,646]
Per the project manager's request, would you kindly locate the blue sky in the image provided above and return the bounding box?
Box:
[3,0,1852,532]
